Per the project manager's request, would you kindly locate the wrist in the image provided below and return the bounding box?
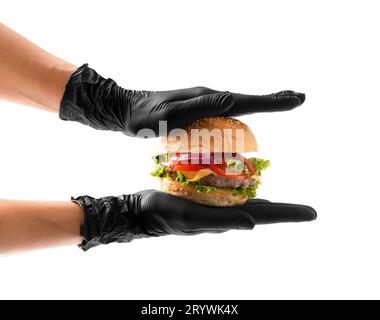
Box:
[50,62,77,111]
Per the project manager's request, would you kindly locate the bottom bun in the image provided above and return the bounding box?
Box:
[160,178,248,207]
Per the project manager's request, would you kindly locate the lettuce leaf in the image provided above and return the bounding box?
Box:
[151,164,167,178]
[226,158,244,172]
[249,157,270,176]
[153,153,170,165]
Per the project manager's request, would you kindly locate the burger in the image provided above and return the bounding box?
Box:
[151,117,270,207]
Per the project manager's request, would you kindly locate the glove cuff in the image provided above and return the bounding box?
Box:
[59,64,130,132]
[72,194,141,251]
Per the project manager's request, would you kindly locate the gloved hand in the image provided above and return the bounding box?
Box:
[60,64,305,136]
[73,190,316,251]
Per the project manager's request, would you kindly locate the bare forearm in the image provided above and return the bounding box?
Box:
[0,23,76,111]
[0,200,83,254]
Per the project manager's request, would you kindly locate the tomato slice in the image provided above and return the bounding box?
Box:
[172,163,247,178]
[244,158,256,175]
[171,164,207,172]
[208,165,247,178]
[168,153,256,179]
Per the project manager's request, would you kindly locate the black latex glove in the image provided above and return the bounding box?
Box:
[60,64,305,136]
[73,190,316,251]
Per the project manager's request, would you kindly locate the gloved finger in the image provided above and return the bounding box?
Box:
[164,91,234,131]
[181,230,228,235]
[238,200,317,225]
[184,206,255,232]
[147,191,255,234]
[179,200,256,232]
[159,86,217,101]
[145,190,256,232]
[223,90,306,116]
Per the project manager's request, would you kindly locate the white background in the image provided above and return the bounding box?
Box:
[0,0,379,299]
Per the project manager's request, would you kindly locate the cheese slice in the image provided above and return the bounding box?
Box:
[182,169,259,182]
[182,169,214,181]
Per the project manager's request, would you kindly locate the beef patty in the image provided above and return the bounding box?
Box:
[200,174,256,188]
